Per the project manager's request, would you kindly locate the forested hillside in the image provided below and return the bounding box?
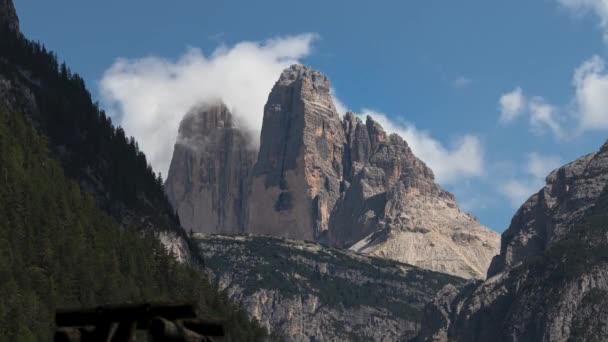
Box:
[0,108,266,340]
[0,23,184,243]
[0,6,267,341]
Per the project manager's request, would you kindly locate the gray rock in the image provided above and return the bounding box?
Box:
[416,140,608,342]
[164,64,498,278]
[488,142,608,277]
[247,64,345,241]
[194,234,466,342]
[164,101,256,234]
[334,115,498,279]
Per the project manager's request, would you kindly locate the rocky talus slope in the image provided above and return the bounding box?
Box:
[337,113,498,279]
[416,141,608,342]
[195,234,466,342]
[167,64,498,279]
[164,101,256,234]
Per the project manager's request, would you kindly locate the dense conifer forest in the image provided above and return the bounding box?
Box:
[0,19,267,342]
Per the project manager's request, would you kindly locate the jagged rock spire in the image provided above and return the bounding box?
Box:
[164,101,256,234]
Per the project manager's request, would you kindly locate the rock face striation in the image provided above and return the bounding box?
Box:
[247,65,345,241]
[166,64,499,279]
[415,140,608,342]
[164,101,256,234]
[0,0,19,32]
[487,144,608,277]
[195,234,466,342]
[335,113,499,279]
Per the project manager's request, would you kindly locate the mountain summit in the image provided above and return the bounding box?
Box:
[166,64,500,279]
[165,101,256,234]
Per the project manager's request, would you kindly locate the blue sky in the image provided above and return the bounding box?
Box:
[14,0,608,232]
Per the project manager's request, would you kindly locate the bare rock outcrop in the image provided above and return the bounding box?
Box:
[334,114,499,279]
[195,234,466,341]
[416,140,608,342]
[488,141,608,277]
[166,64,499,279]
[165,101,256,233]
[247,64,345,241]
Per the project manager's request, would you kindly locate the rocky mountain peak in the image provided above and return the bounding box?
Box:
[175,100,236,147]
[0,0,19,32]
[487,141,608,277]
[278,64,331,91]
[164,102,256,234]
[166,64,499,279]
[416,139,608,342]
[248,63,345,240]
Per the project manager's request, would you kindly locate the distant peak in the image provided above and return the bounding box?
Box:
[0,0,19,32]
[177,100,234,144]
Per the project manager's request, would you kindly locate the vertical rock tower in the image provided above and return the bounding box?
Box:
[164,101,256,234]
[165,64,500,279]
[247,65,345,241]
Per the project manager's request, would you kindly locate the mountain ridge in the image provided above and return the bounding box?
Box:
[415,139,608,342]
[166,64,500,279]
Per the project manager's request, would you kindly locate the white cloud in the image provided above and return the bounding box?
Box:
[452,76,472,88]
[558,0,608,41]
[528,97,564,138]
[572,55,608,130]
[499,152,562,207]
[100,33,317,176]
[497,55,608,139]
[356,110,485,185]
[500,180,537,207]
[526,152,562,179]
[499,87,526,123]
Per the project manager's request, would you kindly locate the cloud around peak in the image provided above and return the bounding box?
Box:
[100,33,317,176]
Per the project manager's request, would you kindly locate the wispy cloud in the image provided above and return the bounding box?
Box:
[452,76,473,88]
[499,87,526,124]
[572,55,608,131]
[496,55,608,139]
[558,0,608,41]
[100,33,317,176]
[499,152,562,207]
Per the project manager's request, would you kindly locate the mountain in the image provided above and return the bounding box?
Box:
[165,101,256,234]
[166,64,499,279]
[247,65,346,241]
[415,141,608,342]
[195,234,466,341]
[335,113,498,279]
[0,3,266,340]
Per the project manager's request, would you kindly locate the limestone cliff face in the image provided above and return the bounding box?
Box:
[0,0,19,32]
[195,234,466,342]
[247,64,345,241]
[164,102,256,233]
[416,140,608,342]
[488,143,608,277]
[166,64,498,279]
[333,113,499,279]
